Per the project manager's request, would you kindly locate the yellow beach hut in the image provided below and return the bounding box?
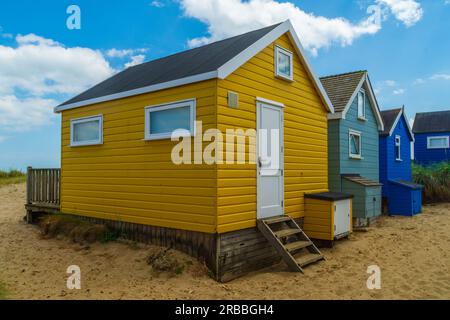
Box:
[47,20,335,281]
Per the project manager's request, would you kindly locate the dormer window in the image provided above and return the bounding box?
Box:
[275,46,293,81]
[357,89,366,120]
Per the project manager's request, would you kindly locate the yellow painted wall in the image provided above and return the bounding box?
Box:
[60,32,329,235]
[216,33,329,233]
[304,198,334,240]
[61,80,218,233]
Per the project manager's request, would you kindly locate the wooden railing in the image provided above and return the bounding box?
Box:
[26,167,61,207]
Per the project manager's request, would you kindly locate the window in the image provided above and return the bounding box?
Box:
[349,130,362,159]
[70,115,103,147]
[145,99,195,140]
[427,136,449,149]
[275,46,293,81]
[395,135,402,161]
[357,90,366,120]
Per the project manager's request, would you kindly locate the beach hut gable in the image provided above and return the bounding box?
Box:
[379,107,423,216]
[320,71,383,226]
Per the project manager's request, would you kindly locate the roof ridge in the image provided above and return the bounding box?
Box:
[381,107,403,113]
[127,22,283,70]
[319,70,367,80]
[415,110,450,115]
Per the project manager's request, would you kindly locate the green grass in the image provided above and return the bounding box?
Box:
[0,169,26,186]
[412,162,450,204]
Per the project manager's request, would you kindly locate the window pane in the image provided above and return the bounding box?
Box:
[429,138,447,148]
[350,134,360,155]
[358,92,364,117]
[277,51,291,77]
[150,106,190,135]
[396,145,401,159]
[73,120,100,142]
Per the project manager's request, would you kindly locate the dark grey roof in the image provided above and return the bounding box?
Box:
[380,108,402,136]
[319,71,366,113]
[59,23,282,107]
[413,110,450,133]
[305,192,353,201]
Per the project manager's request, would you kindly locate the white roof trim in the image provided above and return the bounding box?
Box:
[339,72,384,131]
[388,107,415,142]
[54,20,334,114]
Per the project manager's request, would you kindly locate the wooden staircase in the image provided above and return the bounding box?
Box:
[257,216,324,272]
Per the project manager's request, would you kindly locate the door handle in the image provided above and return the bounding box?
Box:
[258,157,262,168]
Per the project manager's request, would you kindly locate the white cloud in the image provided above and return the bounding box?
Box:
[150,1,165,8]
[180,0,382,56]
[0,34,115,132]
[0,95,56,132]
[383,80,397,86]
[430,73,450,80]
[0,34,114,97]
[106,48,148,58]
[125,54,146,68]
[413,78,425,85]
[393,88,405,95]
[180,0,423,55]
[375,0,423,27]
[0,135,8,143]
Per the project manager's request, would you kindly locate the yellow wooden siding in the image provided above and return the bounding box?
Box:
[216,33,329,233]
[304,198,333,240]
[61,80,218,233]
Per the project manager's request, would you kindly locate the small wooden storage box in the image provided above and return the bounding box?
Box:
[304,192,353,241]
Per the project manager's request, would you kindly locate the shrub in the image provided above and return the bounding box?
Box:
[0,169,26,186]
[412,162,450,203]
[146,248,187,275]
[40,214,119,244]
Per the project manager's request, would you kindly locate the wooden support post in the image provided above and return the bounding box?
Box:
[26,166,33,223]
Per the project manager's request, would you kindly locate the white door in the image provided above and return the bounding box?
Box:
[257,101,284,219]
[334,199,351,237]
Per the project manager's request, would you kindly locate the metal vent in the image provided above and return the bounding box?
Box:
[227,91,239,108]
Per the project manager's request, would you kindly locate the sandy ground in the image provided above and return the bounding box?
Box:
[0,183,449,300]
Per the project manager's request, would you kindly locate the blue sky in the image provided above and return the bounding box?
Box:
[0,0,449,170]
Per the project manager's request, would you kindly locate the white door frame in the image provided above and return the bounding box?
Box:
[256,99,284,219]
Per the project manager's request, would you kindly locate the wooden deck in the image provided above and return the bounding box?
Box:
[25,167,61,222]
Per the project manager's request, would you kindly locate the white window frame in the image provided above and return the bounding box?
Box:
[349,129,362,159]
[395,135,402,161]
[144,99,196,141]
[274,45,293,81]
[427,136,449,149]
[70,115,103,147]
[357,89,366,120]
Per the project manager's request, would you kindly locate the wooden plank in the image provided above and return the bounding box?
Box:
[264,216,291,225]
[295,253,323,267]
[274,228,301,238]
[285,241,312,252]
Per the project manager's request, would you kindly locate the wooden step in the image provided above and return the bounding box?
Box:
[274,228,301,238]
[264,216,291,225]
[284,241,311,252]
[257,216,324,273]
[295,253,323,267]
